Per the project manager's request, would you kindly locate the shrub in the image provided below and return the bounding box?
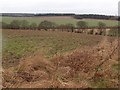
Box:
[76,21,88,29]
[98,22,106,29]
[9,20,21,29]
[1,22,10,29]
[65,23,75,32]
[88,29,94,34]
[30,23,37,30]
[38,20,56,30]
[20,20,29,29]
[107,29,118,36]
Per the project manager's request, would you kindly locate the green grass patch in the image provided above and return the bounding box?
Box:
[3,30,103,68]
[2,16,118,27]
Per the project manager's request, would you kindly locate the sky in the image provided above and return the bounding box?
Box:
[0,0,119,15]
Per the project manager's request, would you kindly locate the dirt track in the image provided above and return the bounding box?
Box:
[3,36,119,88]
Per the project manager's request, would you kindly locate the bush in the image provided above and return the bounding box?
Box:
[107,29,118,36]
[1,22,10,29]
[20,20,29,29]
[57,24,66,31]
[65,23,75,32]
[30,23,37,30]
[102,31,106,36]
[88,29,94,34]
[76,21,88,29]
[38,20,56,30]
[9,20,21,29]
[98,22,106,29]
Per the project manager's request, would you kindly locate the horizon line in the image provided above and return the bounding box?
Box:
[0,12,118,16]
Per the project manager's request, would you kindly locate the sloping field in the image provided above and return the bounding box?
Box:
[3,36,118,88]
[2,16,118,27]
[3,29,103,68]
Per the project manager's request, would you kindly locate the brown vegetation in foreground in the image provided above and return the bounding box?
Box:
[3,37,119,88]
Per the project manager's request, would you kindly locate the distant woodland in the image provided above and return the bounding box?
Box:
[0,13,119,20]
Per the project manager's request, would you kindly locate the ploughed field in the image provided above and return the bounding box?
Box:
[3,29,103,68]
[2,16,118,27]
[2,29,118,88]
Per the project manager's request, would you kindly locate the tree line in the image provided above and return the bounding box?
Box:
[73,14,118,20]
[1,13,118,21]
[1,20,107,30]
[1,20,119,36]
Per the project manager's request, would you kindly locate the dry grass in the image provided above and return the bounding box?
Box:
[3,36,119,88]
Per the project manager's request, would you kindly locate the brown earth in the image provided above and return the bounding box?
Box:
[83,18,118,22]
[2,36,119,88]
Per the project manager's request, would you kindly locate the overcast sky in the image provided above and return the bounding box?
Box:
[0,0,119,15]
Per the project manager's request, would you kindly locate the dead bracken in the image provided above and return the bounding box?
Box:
[3,36,118,88]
